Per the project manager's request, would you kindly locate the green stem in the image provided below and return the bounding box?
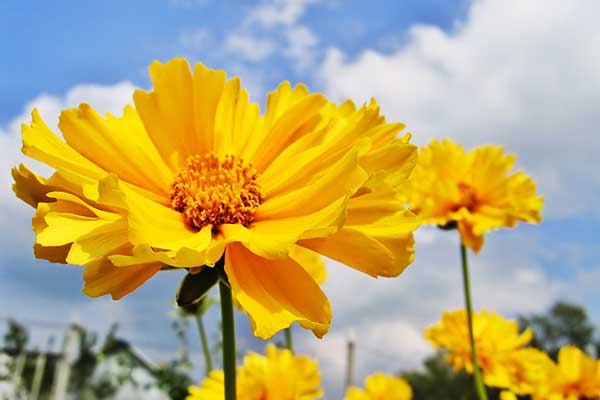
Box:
[219,280,236,400]
[284,327,294,353]
[460,243,488,400]
[195,314,213,376]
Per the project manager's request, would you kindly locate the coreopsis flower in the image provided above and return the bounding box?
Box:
[344,373,412,400]
[500,348,554,396]
[404,138,543,252]
[186,344,323,400]
[12,58,419,339]
[499,391,517,400]
[425,309,535,388]
[532,346,600,400]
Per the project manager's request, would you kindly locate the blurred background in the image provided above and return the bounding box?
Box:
[1,0,600,398]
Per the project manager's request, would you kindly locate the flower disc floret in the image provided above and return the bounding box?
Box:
[170,154,264,229]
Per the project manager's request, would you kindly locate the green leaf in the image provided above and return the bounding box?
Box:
[176,267,219,308]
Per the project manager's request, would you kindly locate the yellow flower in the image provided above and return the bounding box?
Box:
[501,348,554,395]
[12,58,419,339]
[500,391,518,400]
[344,373,412,400]
[404,138,543,252]
[425,309,534,388]
[187,344,323,400]
[532,346,600,400]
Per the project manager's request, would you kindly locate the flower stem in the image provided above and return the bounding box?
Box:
[284,327,294,353]
[219,280,236,400]
[195,314,213,376]
[460,243,488,400]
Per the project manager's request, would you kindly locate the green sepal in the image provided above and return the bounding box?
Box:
[176,267,219,308]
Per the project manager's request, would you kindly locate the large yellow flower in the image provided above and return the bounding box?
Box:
[344,373,412,400]
[12,58,419,339]
[404,138,543,252]
[532,346,600,400]
[186,344,322,400]
[425,309,536,388]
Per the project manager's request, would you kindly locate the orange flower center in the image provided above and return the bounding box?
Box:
[169,154,264,230]
[457,182,479,211]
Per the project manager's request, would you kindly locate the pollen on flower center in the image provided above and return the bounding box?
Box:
[169,154,264,230]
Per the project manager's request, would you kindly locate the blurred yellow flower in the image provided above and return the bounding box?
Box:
[425,309,535,388]
[344,373,412,400]
[404,138,543,252]
[186,344,323,400]
[532,346,600,400]
[499,391,517,400]
[12,58,419,339]
[501,348,554,395]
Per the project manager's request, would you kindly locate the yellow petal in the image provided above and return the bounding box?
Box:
[360,139,417,186]
[225,243,331,339]
[59,104,174,196]
[22,109,105,179]
[33,243,71,264]
[290,245,327,285]
[192,62,227,155]
[256,148,367,220]
[133,58,197,170]
[33,192,129,265]
[302,179,418,277]
[458,220,484,253]
[83,256,162,300]
[122,184,212,250]
[245,195,349,259]
[11,164,55,207]
[244,82,327,172]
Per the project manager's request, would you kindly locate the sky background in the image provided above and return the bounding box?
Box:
[1,0,600,398]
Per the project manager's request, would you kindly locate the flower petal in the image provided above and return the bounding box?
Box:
[243,82,327,172]
[225,243,331,339]
[83,256,162,300]
[302,179,418,277]
[22,109,105,179]
[59,104,174,196]
[256,148,367,220]
[133,58,198,170]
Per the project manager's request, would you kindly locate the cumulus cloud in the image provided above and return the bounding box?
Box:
[319,0,600,218]
[218,0,321,69]
[246,0,318,28]
[225,33,277,62]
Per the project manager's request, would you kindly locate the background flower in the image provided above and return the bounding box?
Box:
[403,139,543,252]
[187,344,323,400]
[344,372,413,400]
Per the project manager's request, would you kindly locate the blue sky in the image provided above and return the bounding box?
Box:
[1,0,600,398]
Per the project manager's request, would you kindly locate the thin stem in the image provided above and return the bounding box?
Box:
[284,327,294,353]
[219,280,236,400]
[460,243,488,400]
[195,314,213,376]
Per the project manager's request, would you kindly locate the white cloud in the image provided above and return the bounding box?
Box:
[319,0,600,219]
[283,25,319,71]
[179,28,214,52]
[246,0,317,28]
[225,33,277,62]
[218,0,321,69]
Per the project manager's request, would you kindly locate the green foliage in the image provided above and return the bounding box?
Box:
[154,361,194,400]
[3,319,28,353]
[518,301,596,359]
